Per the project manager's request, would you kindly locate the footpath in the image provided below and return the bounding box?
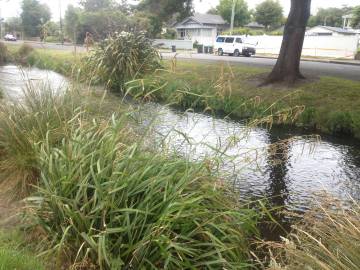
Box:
[160,50,360,66]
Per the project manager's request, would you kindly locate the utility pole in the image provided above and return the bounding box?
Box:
[0,7,3,39]
[59,0,64,45]
[230,0,236,35]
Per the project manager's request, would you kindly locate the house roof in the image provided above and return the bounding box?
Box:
[175,13,227,28]
[309,26,357,35]
[245,22,265,29]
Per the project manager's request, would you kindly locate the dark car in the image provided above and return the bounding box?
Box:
[4,34,17,41]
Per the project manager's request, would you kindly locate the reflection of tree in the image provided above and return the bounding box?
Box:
[266,137,290,207]
[339,142,360,200]
[263,133,292,240]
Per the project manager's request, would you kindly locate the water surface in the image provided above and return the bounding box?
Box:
[1,65,359,215]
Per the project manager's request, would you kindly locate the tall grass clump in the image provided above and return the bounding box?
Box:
[0,83,81,194]
[0,42,11,65]
[14,44,34,64]
[27,116,260,269]
[84,31,161,91]
[268,197,360,270]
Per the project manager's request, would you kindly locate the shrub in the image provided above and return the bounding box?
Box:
[268,197,360,270]
[84,31,162,91]
[27,116,259,269]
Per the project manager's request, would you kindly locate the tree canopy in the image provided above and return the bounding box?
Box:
[20,0,51,37]
[307,7,354,28]
[352,6,360,28]
[216,0,251,27]
[5,17,23,33]
[138,0,193,23]
[79,0,113,12]
[254,0,283,29]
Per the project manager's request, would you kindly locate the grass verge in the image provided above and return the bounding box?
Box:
[0,230,46,270]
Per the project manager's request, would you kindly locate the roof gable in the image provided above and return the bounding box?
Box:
[308,25,357,35]
[175,13,227,28]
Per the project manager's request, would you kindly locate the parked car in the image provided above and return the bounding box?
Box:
[214,35,256,57]
[4,34,17,41]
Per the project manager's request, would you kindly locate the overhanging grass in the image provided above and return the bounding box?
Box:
[268,197,360,270]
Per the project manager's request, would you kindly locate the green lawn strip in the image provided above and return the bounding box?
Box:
[0,230,46,270]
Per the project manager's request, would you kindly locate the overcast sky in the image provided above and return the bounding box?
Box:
[0,0,357,21]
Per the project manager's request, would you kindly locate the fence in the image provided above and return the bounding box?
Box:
[252,35,360,59]
[153,39,193,50]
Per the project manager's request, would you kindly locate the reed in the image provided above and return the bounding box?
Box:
[267,197,360,270]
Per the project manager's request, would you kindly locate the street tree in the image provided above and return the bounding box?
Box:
[138,0,193,23]
[352,6,360,28]
[216,0,250,27]
[79,0,113,12]
[5,17,22,33]
[308,7,348,27]
[64,5,81,42]
[20,0,51,37]
[254,0,283,29]
[265,0,311,84]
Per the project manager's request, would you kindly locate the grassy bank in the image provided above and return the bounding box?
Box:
[136,61,360,139]
[8,44,360,139]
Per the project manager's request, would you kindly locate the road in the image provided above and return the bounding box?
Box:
[4,40,360,81]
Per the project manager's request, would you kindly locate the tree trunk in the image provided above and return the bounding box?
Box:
[265,0,311,84]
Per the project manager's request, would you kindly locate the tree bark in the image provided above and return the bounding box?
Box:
[265,0,311,84]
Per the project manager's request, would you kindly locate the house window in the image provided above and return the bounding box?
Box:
[179,29,186,39]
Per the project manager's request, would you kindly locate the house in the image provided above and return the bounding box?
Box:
[244,22,265,29]
[306,26,358,36]
[174,13,228,46]
[342,14,353,29]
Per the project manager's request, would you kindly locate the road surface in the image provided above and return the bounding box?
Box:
[4,40,360,81]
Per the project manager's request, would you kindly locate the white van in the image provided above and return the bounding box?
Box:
[214,35,256,57]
